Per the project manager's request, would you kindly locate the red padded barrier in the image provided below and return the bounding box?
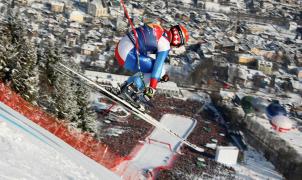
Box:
[0,83,125,169]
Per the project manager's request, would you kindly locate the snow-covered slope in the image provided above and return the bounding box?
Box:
[233,146,283,180]
[116,114,197,179]
[0,102,120,180]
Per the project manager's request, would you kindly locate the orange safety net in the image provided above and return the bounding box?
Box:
[0,83,124,169]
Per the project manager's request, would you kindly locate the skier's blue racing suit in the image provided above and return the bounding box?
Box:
[115,23,170,91]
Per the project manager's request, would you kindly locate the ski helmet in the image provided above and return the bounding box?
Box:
[169,24,189,47]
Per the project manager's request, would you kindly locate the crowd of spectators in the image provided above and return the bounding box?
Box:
[97,114,152,156]
[97,94,235,178]
[151,95,235,179]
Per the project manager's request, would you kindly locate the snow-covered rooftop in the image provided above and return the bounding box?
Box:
[84,70,180,93]
[82,44,97,51]
[250,115,302,156]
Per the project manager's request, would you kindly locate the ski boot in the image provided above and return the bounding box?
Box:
[118,82,146,112]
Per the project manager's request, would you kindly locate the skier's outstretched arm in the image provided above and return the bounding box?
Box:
[149,51,168,89]
[149,36,170,89]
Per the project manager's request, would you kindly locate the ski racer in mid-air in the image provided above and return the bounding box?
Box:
[115,23,189,103]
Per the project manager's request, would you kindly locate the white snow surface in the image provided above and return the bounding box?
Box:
[116,114,196,179]
[233,146,283,180]
[133,114,196,167]
[0,102,120,180]
[251,115,302,155]
[179,89,211,104]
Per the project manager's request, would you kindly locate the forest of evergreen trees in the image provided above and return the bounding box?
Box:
[0,7,98,135]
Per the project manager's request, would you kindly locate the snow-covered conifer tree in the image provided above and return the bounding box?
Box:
[37,41,79,122]
[54,70,79,122]
[74,79,98,134]
[10,40,39,103]
[0,4,18,83]
[37,41,60,113]
[1,1,98,134]
[0,22,15,82]
[1,6,39,103]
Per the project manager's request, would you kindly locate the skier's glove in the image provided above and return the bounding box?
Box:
[160,74,169,82]
[144,87,155,101]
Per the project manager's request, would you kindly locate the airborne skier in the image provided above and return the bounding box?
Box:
[115,23,189,102]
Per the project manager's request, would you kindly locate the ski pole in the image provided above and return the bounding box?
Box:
[119,0,145,87]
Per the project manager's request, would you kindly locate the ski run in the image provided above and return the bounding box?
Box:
[0,102,120,180]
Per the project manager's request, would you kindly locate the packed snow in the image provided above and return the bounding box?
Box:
[131,114,197,166]
[116,114,196,178]
[0,103,120,180]
[233,146,283,180]
[0,121,100,179]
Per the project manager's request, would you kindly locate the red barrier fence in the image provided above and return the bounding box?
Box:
[148,138,172,152]
[0,83,124,169]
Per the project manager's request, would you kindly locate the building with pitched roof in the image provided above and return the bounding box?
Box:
[88,0,108,17]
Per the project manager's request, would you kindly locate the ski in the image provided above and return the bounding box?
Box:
[57,63,204,153]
